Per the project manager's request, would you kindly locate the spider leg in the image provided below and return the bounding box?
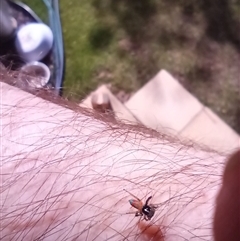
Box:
[126,211,143,220]
[152,204,158,209]
[135,211,143,217]
[126,211,138,215]
[123,189,141,201]
[143,215,150,221]
[145,196,153,205]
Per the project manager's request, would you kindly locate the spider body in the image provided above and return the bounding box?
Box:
[141,196,156,220]
[129,198,142,210]
[124,189,157,221]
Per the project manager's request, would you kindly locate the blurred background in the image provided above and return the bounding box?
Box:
[1,0,240,133]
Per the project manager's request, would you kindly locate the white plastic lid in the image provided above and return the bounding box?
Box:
[15,23,53,62]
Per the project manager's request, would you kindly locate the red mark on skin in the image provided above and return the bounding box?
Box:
[138,221,164,241]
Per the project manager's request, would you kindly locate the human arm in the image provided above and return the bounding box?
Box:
[0,81,237,241]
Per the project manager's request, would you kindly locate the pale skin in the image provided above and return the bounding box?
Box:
[0,77,239,241]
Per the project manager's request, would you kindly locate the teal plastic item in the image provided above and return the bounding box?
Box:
[43,0,64,95]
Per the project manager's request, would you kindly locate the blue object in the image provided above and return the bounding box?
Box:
[43,0,64,95]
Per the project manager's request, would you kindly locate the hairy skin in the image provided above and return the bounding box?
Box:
[0,71,239,240]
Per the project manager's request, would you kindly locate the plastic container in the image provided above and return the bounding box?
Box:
[20,61,51,88]
[15,23,53,62]
[0,0,17,42]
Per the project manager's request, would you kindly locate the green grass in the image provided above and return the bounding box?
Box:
[60,0,114,97]
[59,0,142,98]
[60,0,205,97]
[18,0,48,23]
[18,0,240,133]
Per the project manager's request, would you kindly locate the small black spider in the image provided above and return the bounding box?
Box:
[124,189,157,221]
